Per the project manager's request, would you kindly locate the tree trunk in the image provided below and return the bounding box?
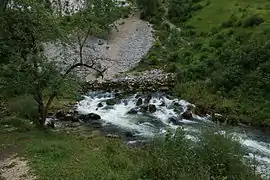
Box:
[38,102,46,127]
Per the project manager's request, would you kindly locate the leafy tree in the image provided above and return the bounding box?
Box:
[0,0,117,126]
[136,0,161,19]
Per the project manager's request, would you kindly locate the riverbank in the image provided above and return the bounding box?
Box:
[0,119,264,180]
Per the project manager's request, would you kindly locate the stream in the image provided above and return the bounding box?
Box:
[74,91,270,179]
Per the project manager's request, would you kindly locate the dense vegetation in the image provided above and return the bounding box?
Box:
[136,0,270,128]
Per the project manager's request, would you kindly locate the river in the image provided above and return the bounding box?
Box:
[74,91,270,179]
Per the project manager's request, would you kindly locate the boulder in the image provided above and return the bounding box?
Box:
[139,105,148,113]
[213,113,226,123]
[135,93,142,99]
[181,110,193,119]
[79,113,101,122]
[63,113,73,121]
[55,110,66,119]
[97,102,103,108]
[136,98,143,106]
[106,99,117,106]
[148,104,157,113]
[45,118,55,128]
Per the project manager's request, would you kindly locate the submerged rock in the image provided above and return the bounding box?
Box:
[148,104,157,113]
[106,99,117,106]
[125,131,135,138]
[127,108,138,114]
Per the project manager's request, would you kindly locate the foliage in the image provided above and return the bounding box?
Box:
[0,0,119,126]
[136,0,162,20]
[7,95,39,121]
[0,116,34,132]
[133,129,259,180]
[135,0,270,127]
[242,14,264,28]
[0,129,262,180]
[168,0,203,24]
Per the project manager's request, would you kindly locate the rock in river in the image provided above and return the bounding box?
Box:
[136,98,143,106]
[148,104,157,113]
[97,102,103,108]
[106,99,117,106]
[181,110,193,119]
[79,113,101,122]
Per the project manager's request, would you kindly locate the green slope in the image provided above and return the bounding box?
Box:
[136,0,270,127]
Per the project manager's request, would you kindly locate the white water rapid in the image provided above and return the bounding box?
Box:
[75,91,270,179]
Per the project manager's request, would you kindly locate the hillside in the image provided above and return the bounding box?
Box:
[136,0,270,128]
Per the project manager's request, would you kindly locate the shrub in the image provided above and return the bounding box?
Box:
[134,129,260,180]
[149,55,159,65]
[191,4,203,11]
[7,95,39,121]
[0,116,33,132]
[167,51,180,62]
[165,63,178,73]
[243,15,264,28]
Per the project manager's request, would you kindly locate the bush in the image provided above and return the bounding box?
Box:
[0,116,33,132]
[242,15,264,28]
[134,129,260,180]
[167,51,180,62]
[191,4,203,11]
[165,63,178,73]
[7,95,39,121]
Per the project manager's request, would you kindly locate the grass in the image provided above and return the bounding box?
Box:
[0,130,139,180]
[0,117,262,180]
[187,0,270,32]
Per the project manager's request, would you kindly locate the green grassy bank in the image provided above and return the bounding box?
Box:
[135,0,270,128]
[0,117,262,180]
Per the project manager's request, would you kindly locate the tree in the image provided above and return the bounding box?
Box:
[0,0,118,127]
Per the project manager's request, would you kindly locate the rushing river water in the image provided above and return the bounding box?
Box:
[75,91,270,179]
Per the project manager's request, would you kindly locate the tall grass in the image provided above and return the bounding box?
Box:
[133,129,261,180]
